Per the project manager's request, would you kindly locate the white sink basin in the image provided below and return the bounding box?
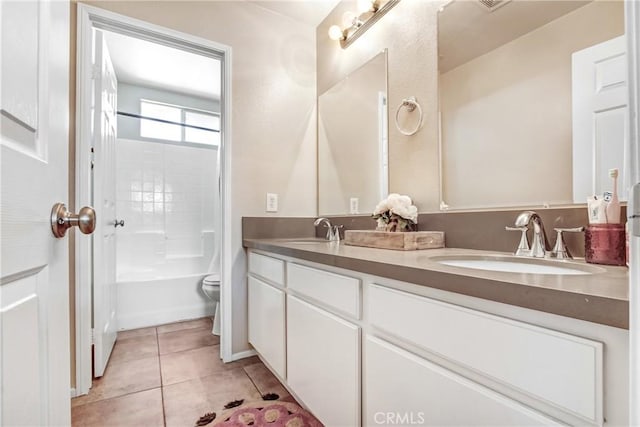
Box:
[434,255,603,275]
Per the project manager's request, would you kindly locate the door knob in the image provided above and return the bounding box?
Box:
[51,203,96,238]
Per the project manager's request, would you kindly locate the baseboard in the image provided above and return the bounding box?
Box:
[228,349,257,362]
[70,388,77,398]
[118,303,214,331]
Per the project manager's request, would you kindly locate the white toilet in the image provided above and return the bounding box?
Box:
[202,273,221,336]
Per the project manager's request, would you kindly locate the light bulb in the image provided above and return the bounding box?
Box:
[357,0,374,14]
[342,11,357,28]
[328,25,344,41]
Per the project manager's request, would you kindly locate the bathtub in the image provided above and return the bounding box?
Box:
[116,230,220,330]
[116,235,217,330]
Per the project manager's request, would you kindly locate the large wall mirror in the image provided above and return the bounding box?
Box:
[438,0,625,210]
[318,50,388,216]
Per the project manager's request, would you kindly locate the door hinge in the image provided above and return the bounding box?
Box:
[91,328,95,345]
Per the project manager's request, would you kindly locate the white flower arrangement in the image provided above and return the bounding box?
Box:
[372,193,418,232]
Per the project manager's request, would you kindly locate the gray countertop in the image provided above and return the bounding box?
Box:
[243,238,629,329]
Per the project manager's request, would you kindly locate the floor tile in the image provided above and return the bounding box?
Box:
[71,388,164,427]
[157,326,219,355]
[243,362,291,400]
[162,368,261,427]
[157,317,212,334]
[71,356,161,408]
[117,326,156,340]
[109,334,158,364]
[160,345,259,385]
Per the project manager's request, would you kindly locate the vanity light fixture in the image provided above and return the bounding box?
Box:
[328,0,400,49]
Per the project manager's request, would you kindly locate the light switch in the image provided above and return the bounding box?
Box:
[266,193,278,212]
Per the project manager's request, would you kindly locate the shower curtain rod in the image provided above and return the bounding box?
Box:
[117,111,220,133]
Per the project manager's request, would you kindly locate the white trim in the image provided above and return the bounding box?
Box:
[229,349,257,362]
[70,388,77,398]
[220,43,234,363]
[74,3,234,387]
[626,1,640,424]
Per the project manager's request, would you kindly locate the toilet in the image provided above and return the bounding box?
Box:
[202,273,221,336]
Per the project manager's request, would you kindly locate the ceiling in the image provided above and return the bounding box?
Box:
[249,0,341,26]
[103,30,221,100]
[438,0,591,73]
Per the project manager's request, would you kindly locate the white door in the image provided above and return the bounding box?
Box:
[572,36,628,203]
[92,30,119,377]
[0,0,72,425]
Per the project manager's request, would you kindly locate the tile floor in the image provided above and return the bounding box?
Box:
[71,317,294,426]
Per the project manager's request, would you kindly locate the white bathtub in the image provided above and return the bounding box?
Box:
[116,257,215,331]
[116,231,217,330]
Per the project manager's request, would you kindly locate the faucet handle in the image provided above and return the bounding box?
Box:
[548,227,584,260]
[554,227,585,233]
[332,225,344,241]
[505,226,530,256]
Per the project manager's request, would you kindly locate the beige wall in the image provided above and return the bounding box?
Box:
[440,1,624,209]
[317,0,442,212]
[70,1,317,364]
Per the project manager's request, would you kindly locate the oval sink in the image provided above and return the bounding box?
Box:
[433,255,604,275]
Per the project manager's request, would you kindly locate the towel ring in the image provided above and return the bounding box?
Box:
[395,96,423,136]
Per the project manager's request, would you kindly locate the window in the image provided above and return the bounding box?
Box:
[184,111,220,146]
[139,99,220,147]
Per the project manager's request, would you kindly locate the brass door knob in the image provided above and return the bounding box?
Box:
[51,203,96,238]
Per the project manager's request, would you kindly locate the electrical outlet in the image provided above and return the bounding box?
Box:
[266,193,278,212]
[350,197,359,214]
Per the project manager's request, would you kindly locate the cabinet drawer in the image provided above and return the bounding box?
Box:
[368,284,603,424]
[287,263,360,318]
[365,335,560,426]
[248,251,284,286]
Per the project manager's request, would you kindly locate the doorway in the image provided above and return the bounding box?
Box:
[75,4,232,396]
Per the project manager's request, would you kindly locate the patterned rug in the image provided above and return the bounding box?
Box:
[196,395,323,427]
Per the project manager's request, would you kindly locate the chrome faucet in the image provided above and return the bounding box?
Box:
[314,217,342,241]
[514,211,549,258]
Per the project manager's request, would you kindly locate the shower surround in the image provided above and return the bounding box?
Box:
[115,137,218,329]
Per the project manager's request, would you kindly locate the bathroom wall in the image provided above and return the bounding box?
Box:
[317,0,441,212]
[71,0,317,357]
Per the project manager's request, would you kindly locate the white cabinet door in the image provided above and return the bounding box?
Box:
[248,276,286,378]
[364,336,561,427]
[287,295,360,427]
[0,0,72,425]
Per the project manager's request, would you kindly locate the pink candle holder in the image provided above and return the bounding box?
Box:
[584,224,626,266]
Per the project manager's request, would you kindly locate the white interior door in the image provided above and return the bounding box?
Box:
[92,30,119,377]
[572,36,628,203]
[0,0,71,425]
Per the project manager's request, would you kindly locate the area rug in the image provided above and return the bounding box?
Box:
[196,397,323,427]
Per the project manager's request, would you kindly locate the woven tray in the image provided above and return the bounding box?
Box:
[344,230,445,251]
